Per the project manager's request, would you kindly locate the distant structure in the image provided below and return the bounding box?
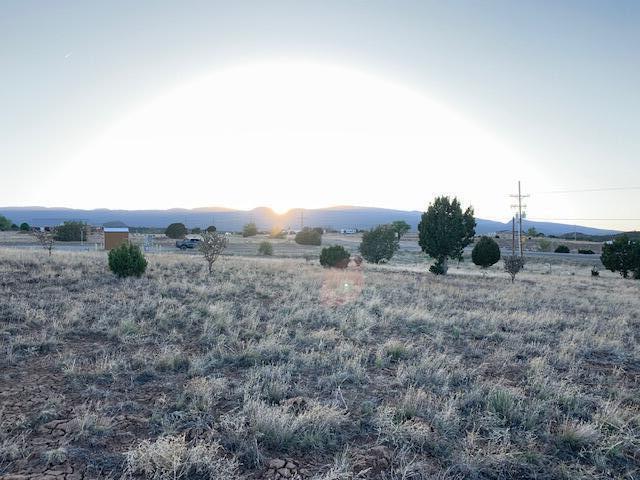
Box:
[340,228,357,234]
[103,221,129,250]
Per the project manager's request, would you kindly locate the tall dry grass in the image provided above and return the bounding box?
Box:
[0,248,638,478]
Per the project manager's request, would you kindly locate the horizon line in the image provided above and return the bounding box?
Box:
[0,204,426,214]
[0,204,632,231]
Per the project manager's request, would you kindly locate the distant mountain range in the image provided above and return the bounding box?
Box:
[0,206,620,236]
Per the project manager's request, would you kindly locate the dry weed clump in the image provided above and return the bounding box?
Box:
[1,248,639,478]
[123,435,239,480]
[179,376,229,412]
[228,398,349,453]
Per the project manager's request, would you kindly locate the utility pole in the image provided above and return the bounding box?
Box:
[510,180,529,260]
[512,216,516,255]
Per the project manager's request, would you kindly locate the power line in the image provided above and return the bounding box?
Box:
[509,181,528,259]
[530,186,640,195]
[528,217,640,222]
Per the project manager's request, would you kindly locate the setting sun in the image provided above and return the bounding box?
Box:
[54,61,539,217]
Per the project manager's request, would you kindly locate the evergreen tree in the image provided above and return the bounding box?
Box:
[0,215,11,231]
[295,228,322,245]
[165,223,188,239]
[418,197,475,275]
[391,220,411,240]
[54,221,86,241]
[601,235,640,279]
[359,224,399,263]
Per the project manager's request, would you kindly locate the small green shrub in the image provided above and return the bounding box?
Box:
[108,243,148,278]
[471,236,501,269]
[295,228,322,246]
[19,222,30,231]
[320,245,350,268]
[554,245,570,254]
[242,223,258,237]
[538,239,552,252]
[578,249,595,255]
[258,241,273,256]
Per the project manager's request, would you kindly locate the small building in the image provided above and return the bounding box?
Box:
[103,221,129,250]
[340,228,357,234]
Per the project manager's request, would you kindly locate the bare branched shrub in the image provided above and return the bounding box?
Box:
[503,255,525,283]
[32,229,55,256]
[123,435,239,480]
[199,231,228,274]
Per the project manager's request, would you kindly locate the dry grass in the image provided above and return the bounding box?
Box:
[0,247,639,478]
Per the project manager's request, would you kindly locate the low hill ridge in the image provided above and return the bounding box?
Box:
[0,205,620,236]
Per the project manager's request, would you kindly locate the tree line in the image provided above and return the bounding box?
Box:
[11,197,639,281]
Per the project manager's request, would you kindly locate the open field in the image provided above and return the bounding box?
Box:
[0,230,606,270]
[1,248,639,479]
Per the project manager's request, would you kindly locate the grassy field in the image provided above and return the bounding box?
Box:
[1,248,639,479]
[0,229,605,255]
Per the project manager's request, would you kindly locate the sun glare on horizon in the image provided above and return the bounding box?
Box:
[55,60,543,218]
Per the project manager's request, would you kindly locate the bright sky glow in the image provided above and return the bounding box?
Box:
[53,61,542,218]
[2,2,639,229]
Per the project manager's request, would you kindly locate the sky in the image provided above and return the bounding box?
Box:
[1,0,639,229]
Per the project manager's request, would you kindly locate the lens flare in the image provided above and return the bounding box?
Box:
[320,264,365,306]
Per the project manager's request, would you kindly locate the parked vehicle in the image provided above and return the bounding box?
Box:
[176,238,201,250]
